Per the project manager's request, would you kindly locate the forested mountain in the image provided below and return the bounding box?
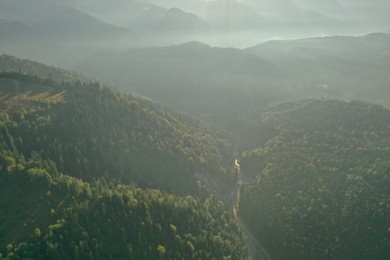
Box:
[238,99,390,259]
[0,70,247,258]
[0,154,246,259]
[2,57,389,260]
[0,72,234,194]
[2,0,390,258]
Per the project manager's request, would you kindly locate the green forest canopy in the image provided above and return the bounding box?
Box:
[1,55,390,259]
[239,99,390,259]
[0,71,246,259]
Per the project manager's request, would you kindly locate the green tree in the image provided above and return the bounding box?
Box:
[157,245,166,257]
[34,228,41,238]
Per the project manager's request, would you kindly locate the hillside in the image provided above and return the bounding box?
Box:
[238,99,390,259]
[0,70,247,258]
[0,72,234,195]
[246,33,390,104]
[0,54,89,83]
[2,0,390,258]
[0,156,246,259]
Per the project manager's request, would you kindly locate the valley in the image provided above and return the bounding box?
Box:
[1,50,389,260]
[1,0,390,259]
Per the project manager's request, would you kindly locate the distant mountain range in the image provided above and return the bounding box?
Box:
[57,0,390,37]
[133,0,389,34]
[0,0,138,67]
[0,0,131,41]
[129,7,209,35]
[75,41,285,130]
[1,0,389,60]
[75,33,390,132]
[1,0,389,44]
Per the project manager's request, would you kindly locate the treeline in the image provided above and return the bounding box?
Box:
[0,73,235,194]
[238,99,390,259]
[0,152,247,259]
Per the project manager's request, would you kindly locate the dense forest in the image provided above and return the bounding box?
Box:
[0,72,235,194]
[1,56,390,259]
[239,100,390,259]
[0,70,246,259]
[0,158,246,259]
[2,0,390,258]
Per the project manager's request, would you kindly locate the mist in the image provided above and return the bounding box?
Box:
[1,0,389,148]
[2,0,389,130]
[2,0,389,64]
[1,0,390,259]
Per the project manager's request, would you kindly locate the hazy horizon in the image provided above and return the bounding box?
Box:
[1,1,390,259]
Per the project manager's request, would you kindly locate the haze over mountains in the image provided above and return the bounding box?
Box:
[0,0,131,39]
[75,33,390,133]
[1,0,390,259]
[1,61,389,259]
[1,0,389,65]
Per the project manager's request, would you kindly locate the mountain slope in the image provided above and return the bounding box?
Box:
[246,33,390,103]
[0,155,247,259]
[238,99,390,259]
[0,54,89,82]
[0,59,248,258]
[0,71,234,195]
